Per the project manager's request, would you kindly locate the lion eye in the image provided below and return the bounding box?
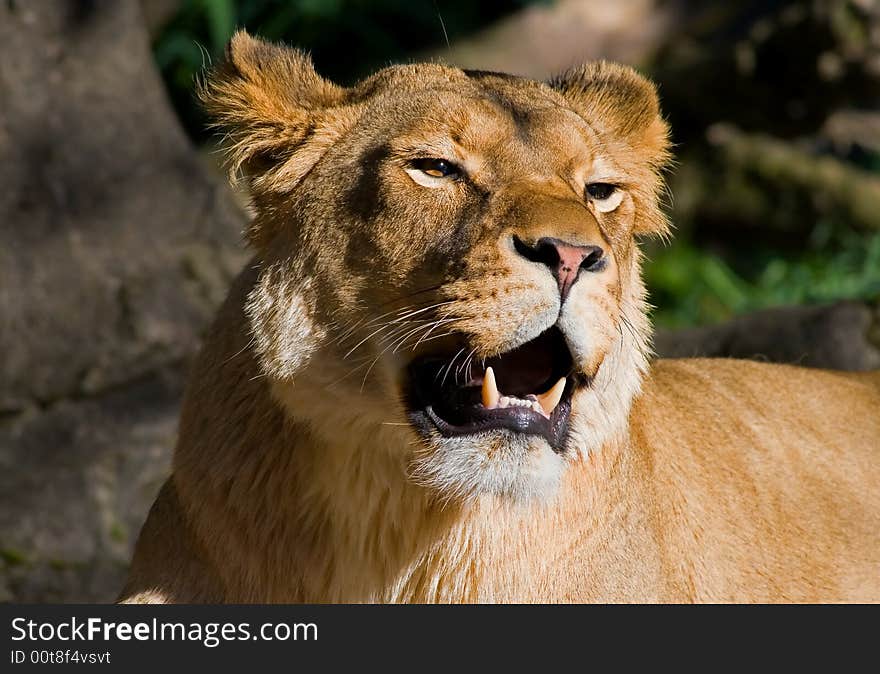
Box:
[585,182,624,213]
[586,183,616,200]
[411,158,460,179]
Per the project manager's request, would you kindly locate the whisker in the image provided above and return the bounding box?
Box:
[388,301,455,323]
[343,322,403,359]
[440,348,465,387]
[412,311,455,351]
[466,347,479,382]
[375,318,446,354]
[359,328,427,393]
[376,283,446,307]
[338,300,456,357]
[357,317,457,392]
[222,335,257,365]
[455,346,478,384]
[336,305,418,345]
[325,353,382,388]
[392,318,459,354]
[412,330,458,346]
[359,354,384,393]
[360,301,454,336]
[334,297,444,344]
[620,314,648,361]
[387,324,433,354]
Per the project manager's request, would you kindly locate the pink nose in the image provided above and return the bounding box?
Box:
[513,236,605,302]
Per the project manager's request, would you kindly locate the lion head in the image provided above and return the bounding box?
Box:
[202,31,671,503]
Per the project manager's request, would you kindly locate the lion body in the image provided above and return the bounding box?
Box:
[121,32,880,603]
[121,267,880,603]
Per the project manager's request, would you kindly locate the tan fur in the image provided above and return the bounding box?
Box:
[121,32,880,603]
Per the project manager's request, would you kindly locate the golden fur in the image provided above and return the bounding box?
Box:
[120,32,880,603]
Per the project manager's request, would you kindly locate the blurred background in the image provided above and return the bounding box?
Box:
[154,0,880,327]
[1,0,878,602]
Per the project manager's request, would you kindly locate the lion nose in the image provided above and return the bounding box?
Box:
[513,236,605,302]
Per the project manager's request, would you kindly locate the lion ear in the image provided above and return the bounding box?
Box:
[549,62,670,170]
[200,30,353,191]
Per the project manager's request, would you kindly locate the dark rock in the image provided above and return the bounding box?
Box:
[0,0,247,413]
[0,0,247,602]
[655,300,880,371]
[0,369,181,602]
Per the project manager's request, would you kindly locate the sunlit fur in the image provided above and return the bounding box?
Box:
[121,32,880,603]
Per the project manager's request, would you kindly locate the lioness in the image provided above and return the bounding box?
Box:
[121,32,880,603]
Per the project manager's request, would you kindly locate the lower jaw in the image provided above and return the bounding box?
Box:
[410,398,573,452]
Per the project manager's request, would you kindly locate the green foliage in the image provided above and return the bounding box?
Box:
[1,548,28,567]
[646,227,880,328]
[650,138,880,327]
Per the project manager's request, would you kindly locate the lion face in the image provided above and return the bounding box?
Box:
[204,32,670,501]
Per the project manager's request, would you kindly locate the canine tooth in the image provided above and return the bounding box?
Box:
[531,401,545,416]
[537,377,567,415]
[499,396,510,408]
[482,366,500,409]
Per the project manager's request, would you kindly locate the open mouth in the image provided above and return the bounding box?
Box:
[406,326,579,451]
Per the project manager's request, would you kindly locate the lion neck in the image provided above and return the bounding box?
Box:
[269,373,647,601]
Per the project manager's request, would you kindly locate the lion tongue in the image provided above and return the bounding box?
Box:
[481,366,566,417]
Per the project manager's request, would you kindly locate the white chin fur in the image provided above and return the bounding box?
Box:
[407,430,565,503]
